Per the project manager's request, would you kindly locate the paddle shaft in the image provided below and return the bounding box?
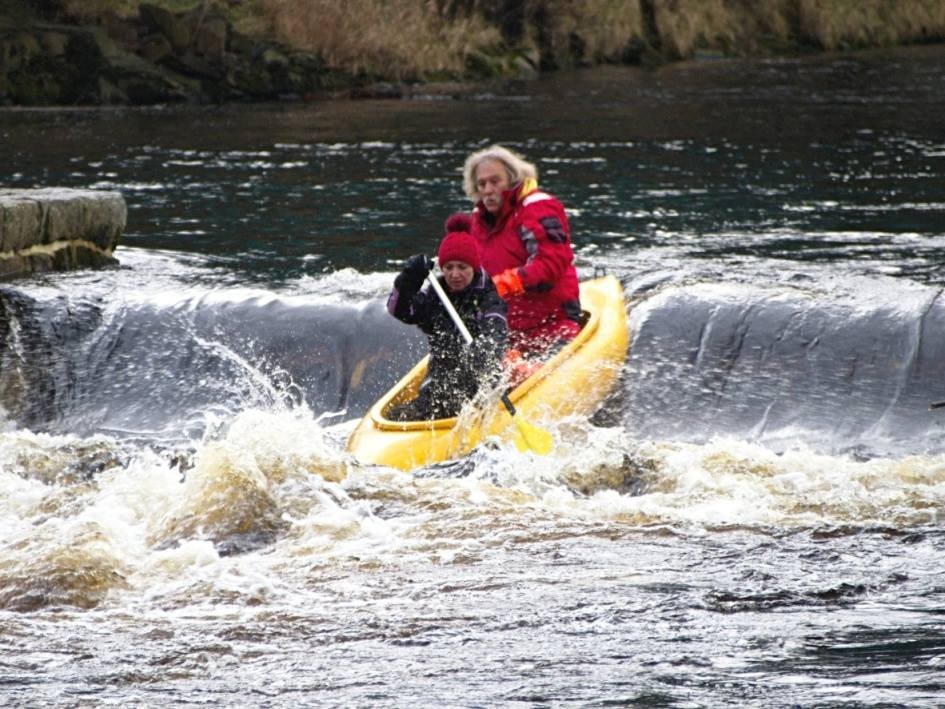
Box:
[426,271,473,345]
[425,265,553,456]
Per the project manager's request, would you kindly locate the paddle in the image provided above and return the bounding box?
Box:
[931,401,945,410]
[426,268,553,455]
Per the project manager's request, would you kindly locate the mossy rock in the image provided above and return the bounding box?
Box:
[229,64,274,97]
[139,2,195,51]
[38,29,68,57]
[464,48,504,78]
[0,31,40,73]
[6,67,63,104]
[104,43,197,102]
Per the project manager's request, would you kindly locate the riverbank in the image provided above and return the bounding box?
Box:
[3,0,945,106]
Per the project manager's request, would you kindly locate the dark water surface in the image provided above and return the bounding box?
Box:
[2,45,945,707]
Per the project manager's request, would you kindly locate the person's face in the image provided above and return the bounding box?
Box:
[442,261,475,292]
[475,159,511,215]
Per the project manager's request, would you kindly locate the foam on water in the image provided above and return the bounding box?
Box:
[3,374,944,611]
[2,390,944,705]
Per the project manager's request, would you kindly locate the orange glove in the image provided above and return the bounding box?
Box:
[493,268,524,298]
[502,348,541,386]
[502,349,524,369]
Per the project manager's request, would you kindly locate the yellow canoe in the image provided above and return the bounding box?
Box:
[346,275,629,470]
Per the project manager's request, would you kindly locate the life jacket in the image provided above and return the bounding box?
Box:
[470,180,581,332]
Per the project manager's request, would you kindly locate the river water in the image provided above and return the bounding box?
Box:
[2,45,945,706]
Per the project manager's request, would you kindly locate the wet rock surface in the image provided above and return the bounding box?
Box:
[0,188,125,279]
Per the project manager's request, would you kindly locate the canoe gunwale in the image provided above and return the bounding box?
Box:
[345,275,629,470]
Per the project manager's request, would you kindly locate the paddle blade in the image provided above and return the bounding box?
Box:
[512,416,554,455]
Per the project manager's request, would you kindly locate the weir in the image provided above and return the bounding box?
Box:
[0,187,125,280]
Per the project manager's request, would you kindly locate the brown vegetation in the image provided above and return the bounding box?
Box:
[645,0,945,59]
[798,0,945,50]
[27,0,945,79]
[5,0,945,106]
[254,0,644,79]
[650,0,802,58]
[526,0,644,65]
[257,0,501,80]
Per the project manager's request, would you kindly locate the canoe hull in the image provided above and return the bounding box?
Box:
[346,275,629,470]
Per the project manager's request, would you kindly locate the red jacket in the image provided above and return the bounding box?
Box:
[470,180,581,332]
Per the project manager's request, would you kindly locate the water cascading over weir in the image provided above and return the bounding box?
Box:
[0,187,125,424]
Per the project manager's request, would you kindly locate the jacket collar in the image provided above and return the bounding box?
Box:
[476,178,539,229]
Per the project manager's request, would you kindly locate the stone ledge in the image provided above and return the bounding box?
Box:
[0,188,125,280]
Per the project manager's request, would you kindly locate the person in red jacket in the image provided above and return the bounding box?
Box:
[460,144,582,358]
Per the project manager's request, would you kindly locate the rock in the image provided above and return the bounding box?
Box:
[512,54,539,78]
[38,30,68,57]
[64,27,108,77]
[102,44,197,103]
[195,16,228,62]
[465,49,503,77]
[0,255,29,280]
[229,63,273,96]
[5,67,62,104]
[227,29,255,56]
[0,189,126,281]
[0,12,336,105]
[100,10,140,48]
[96,76,128,104]
[139,33,173,63]
[0,196,41,252]
[163,49,225,80]
[260,45,289,70]
[0,31,40,72]
[139,3,194,51]
[351,82,403,99]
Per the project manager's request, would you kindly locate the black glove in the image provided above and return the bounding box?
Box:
[402,254,433,282]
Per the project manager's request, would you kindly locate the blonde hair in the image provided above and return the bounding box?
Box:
[462,144,538,202]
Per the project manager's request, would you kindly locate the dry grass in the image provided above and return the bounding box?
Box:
[652,0,735,58]
[798,0,945,49]
[526,0,644,63]
[35,0,945,77]
[258,0,644,78]
[651,0,945,58]
[651,0,801,58]
[258,0,502,80]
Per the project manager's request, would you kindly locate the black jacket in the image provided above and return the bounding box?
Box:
[387,268,508,416]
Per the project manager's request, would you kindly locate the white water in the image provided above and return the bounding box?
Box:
[5,47,945,705]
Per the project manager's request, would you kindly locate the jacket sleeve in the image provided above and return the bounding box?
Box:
[387,270,436,327]
[515,198,575,293]
[466,284,508,378]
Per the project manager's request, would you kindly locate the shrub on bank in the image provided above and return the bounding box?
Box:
[5,0,945,106]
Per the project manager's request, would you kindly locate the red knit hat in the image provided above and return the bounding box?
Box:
[437,213,480,269]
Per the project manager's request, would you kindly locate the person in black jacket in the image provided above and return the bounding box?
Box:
[386,215,508,421]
